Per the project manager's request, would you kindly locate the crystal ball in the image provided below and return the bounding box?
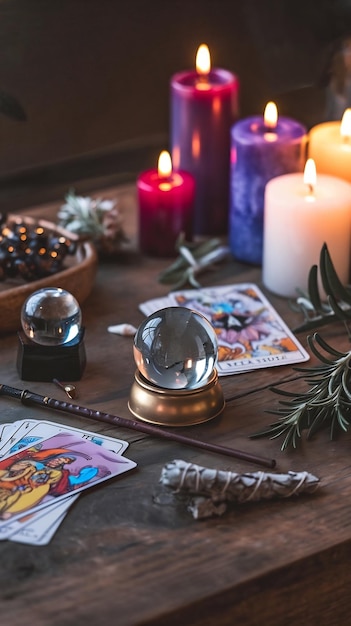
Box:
[133,307,218,390]
[21,287,82,346]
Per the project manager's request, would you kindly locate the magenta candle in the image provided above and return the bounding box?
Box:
[171,44,239,236]
[137,151,195,257]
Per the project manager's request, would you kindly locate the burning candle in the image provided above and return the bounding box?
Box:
[137,151,195,257]
[171,44,239,236]
[229,102,307,265]
[308,109,351,183]
[262,159,351,298]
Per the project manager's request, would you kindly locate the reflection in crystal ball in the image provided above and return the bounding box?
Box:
[133,307,218,390]
[21,287,82,346]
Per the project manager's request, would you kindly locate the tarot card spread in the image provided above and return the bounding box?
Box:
[0,419,135,545]
[139,283,309,375]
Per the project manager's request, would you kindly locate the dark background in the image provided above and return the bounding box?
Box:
[0,0,350,196]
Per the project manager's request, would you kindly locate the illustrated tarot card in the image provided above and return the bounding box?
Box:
[0,419,129,457]
[0,431,136,527]
[0,421,131,544]
[139,283,309,375]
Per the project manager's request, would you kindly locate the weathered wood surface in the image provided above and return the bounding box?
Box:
[0,186,350,626]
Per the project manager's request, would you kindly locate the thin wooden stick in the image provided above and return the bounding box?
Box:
[0,383,276,469]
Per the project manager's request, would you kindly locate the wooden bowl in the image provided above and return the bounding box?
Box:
[0,215,98,334]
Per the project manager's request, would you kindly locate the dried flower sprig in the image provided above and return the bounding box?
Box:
[57,190,129,256]
[158,235,230,289]
[250,332,351,450]
[291,243,351,338]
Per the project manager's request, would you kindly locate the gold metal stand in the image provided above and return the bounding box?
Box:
[128,368,225,427]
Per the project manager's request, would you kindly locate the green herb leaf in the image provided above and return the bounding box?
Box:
[250,333,351,450]
[292,244,351,335]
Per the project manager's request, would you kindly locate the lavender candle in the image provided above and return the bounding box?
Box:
[171,45,239,237]
[229,103,307,265]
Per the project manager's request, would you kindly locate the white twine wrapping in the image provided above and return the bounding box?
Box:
[159,459,320,518]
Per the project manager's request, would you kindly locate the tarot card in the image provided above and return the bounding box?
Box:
[0,432,136,528]
[139,295,173,317]
[1,419,129,457]
[0,495,78,543]
[0,419,38,457]
[0,422,133,543]
[0,422,19,446]
[139,283,309,375]
[11,503,70,546]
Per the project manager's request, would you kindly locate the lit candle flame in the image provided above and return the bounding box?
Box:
[340,108,351,141]
[303,158,317,194]
[158,151,172,178]
[196,44,211,76]
[264,101,278,129]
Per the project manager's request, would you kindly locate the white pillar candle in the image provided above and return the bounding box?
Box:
[262,160,351,298]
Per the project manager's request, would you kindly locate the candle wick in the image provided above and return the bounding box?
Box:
[306,183,314,196]
[197,74,208,84]
[196,73,210,90]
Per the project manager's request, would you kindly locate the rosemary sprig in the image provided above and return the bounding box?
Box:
[291,243,351,337]
[250,333,351,450]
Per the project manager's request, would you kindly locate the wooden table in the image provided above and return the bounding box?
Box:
[0,185,350,626]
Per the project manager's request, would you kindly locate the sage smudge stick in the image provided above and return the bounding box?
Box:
[159,459,319,518]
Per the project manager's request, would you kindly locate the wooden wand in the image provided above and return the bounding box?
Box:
[0,383,276,469]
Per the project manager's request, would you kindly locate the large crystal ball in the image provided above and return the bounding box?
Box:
[21,287,82,346]
[133,307,218,390]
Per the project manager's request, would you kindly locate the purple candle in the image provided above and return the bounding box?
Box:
[171,45,239,237]
[229,102,307,265]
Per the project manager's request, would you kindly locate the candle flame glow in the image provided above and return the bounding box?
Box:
[196,44,211,75]
[303,158,317,194]
[340,108,351,140]
[264,102,278,129]
[191,130,201,159]
[158,151,172,177]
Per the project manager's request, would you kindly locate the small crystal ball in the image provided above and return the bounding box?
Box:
[133,307,218,390]
[21,287,82,346]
